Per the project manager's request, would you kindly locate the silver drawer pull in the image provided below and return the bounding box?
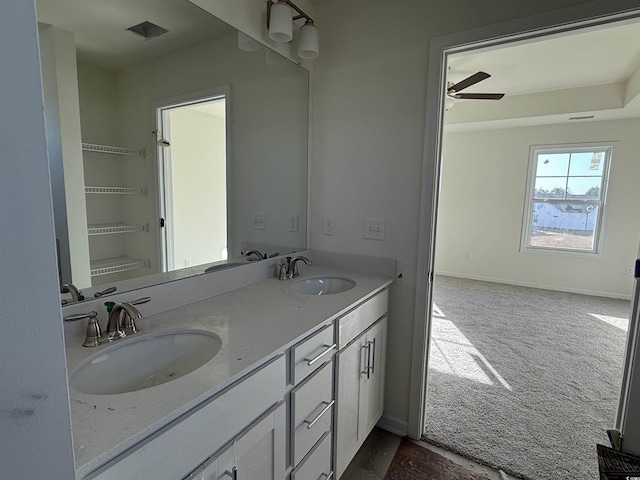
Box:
[321,472,334,480]
[305,343,336,366]
[304,400,334,429]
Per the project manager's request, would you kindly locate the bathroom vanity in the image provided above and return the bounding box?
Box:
[65,262,392,479]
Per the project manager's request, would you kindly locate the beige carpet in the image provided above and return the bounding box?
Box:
[424,276,631,480]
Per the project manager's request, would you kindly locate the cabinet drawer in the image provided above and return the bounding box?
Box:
[85,354,286,480]
[291,323,335,385]
[291,431,333,480]
[291,361,333,466]
[337,289,388,349]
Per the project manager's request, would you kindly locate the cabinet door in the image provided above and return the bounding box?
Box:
[216,402,286,480]
[360,317,387,437]
[335,336,366,479]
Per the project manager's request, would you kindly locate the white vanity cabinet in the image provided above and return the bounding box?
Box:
[334,290,388,479]
[289,323,336,477]
[186,401,286,480]
[85,355,286,480]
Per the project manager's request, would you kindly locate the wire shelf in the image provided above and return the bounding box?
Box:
[87,223,149,236]
[90,256,146,276]
[82,143,141,156]
[85,186,146,195]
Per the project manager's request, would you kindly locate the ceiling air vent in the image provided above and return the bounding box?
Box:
[126,21,169,40]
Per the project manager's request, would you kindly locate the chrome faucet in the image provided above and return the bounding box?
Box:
[287,256,311,279]
[60,283,80,302]
[106,297,151,341]
[244,250,266,261]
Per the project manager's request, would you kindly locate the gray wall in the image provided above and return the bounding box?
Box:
[0,1,75,477]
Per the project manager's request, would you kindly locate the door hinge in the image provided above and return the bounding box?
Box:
[160,218,165,228]
[635,259,640,279]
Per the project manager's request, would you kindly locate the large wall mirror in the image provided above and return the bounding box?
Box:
[36,0,309,303]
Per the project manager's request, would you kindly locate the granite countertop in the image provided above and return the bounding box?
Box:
[67,265,393,478]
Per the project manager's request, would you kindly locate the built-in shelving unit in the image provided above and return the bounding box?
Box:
[85,186,147,196]
[87,223,149,236]
[82,142,145,157]
[90,256,149,277]
[83,142,149,282]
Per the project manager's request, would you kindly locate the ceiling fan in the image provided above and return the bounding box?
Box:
[446,71,505,109]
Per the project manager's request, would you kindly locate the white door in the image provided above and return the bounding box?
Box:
[616,253,640,454]
[156,90,230,272]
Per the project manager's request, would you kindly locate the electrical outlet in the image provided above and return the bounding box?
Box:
[185,258,192,267]
[252,211,266,230]
[289,214,298,232]
[627,266,634,276]
[323,216,335,235]
[364,218,385,240]
[465,252,472,260]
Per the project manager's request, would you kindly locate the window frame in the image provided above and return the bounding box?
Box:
[520,143,613,257]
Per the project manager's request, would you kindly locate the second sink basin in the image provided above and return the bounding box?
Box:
[70,330,222,395]
[291,276,356,295]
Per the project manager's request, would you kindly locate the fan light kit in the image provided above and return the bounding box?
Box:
[267,0,319,59]
[446,71,505,110]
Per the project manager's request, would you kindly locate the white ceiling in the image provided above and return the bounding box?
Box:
[446,20,640,131]
[36,0,234,71]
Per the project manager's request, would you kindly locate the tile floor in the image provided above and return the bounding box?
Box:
[340,428,520,480]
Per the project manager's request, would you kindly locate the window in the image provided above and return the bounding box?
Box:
[521,144,612,255]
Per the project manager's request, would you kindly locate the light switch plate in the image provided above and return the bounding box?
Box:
[364,218,385,240]
[252,211,266,230]
[289,214,298,232]
[323,216,335,235]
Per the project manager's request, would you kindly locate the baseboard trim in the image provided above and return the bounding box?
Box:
[377,414,408,437]
[435,271,632,301]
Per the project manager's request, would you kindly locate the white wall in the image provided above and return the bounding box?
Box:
[170,108,227,267]
[311,0,603,429]
[0,1,75,477]
[116,32,307,263]
[39,24,91,288]
[436,119,640,298]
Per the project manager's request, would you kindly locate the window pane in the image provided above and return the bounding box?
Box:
[569,151,605,176]
[534,177,567,199]
[566,177,602,198]
[536,153,569,177]
[529,201,599,251]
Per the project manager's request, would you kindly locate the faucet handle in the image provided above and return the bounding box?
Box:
[64,311,102,347]
[129,296,151,306]
[94,286,117,298]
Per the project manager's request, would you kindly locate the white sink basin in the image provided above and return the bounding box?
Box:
[69,330,222,395]
[291,276,356,295]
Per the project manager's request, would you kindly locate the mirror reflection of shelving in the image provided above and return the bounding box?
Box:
[82,143,150,285]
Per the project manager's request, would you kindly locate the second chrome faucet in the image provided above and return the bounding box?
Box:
[65,296,151,347]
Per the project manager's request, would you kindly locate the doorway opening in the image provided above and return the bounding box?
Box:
[411,5,640,480]
[156,90,230,272]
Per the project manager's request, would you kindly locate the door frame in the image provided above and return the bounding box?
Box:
[153,85,233,272]
[409,0,640,440]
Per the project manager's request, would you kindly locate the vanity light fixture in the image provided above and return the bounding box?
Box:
[238,31,261,52]
[267,0,319,59]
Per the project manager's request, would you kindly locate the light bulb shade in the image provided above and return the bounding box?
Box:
[238,32,260,52]
[444,96,455,111]
[298,23,319,59]
[269,2,293,43]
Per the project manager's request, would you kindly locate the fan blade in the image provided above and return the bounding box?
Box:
[454,93,505,100]
[447,71,491,93]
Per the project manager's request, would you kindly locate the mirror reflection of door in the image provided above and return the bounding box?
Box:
[156,91,229,272]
